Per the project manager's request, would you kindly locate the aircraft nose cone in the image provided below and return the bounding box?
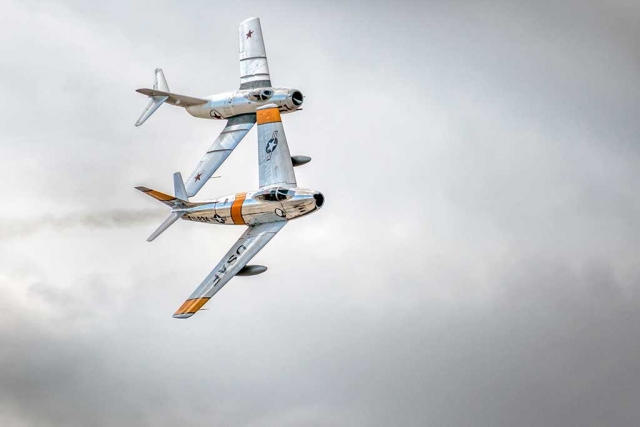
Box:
[313,192,325,208]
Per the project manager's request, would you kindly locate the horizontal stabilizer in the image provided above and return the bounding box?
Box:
[135,186,197,208]
[136,88,208,107]
[147,212,183,242]
[135,175,193,242]
[136,186,178,206]
[135,95,168,127]
[135,68,172,127]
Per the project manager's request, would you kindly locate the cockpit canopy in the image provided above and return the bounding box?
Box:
[247,89,274,102]
[254,187,293,202]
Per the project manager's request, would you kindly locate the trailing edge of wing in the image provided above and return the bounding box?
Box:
[173,221,286,319]
[147,211,183,242]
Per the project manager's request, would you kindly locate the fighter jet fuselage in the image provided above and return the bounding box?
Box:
[176,187,324,226]
[135,17,308,198]
[137,103,324,318]
[184,87,304,120]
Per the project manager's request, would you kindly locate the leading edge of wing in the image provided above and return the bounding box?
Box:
[172,221,287,319]
[184,114,256,197]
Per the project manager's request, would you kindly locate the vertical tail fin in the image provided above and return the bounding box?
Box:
[174,172,188,201]
[135,68,170,127]
[153,68,169,92]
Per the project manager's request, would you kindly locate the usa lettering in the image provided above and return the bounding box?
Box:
[212,244,247,286]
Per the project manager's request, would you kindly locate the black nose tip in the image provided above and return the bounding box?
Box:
[313,193,324,208]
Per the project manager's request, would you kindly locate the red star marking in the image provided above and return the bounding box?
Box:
[194,173,202,181]
[246,30,254,39]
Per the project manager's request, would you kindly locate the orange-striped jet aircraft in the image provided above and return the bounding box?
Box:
[137,104,324,318]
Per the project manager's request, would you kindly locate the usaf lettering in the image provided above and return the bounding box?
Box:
[212,244,247,286]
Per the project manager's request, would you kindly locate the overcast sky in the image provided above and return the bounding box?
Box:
[1,0,639,426]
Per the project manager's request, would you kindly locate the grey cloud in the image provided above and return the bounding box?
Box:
[0,0,639,426]
[1,257,639,427]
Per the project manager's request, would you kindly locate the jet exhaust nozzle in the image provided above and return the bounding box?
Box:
[283,89,304,111]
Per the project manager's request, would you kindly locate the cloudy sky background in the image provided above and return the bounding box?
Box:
[1,0,639,425]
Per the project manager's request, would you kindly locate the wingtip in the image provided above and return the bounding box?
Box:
[135,186,151,193]
[172,313,195,319]
[173,297,210,318]
[240,17,259,25]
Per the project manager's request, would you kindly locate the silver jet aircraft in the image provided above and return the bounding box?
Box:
[135,17,307,197]
[137,104,324,319]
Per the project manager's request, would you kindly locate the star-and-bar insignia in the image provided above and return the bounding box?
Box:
[194,173,202,182]
[246,30,254,39]
[265,130,279,160]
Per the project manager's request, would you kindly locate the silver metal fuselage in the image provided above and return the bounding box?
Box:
[185,87,303,120]
[177,187,324,226]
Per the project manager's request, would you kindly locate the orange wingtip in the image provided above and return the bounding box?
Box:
[173,297,211,317]
[257,107,281,125]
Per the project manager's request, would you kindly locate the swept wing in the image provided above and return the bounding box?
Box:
[173,221,286,318]
[239,17,271,89]
[257,105,297,189]
[184,114,256,197]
